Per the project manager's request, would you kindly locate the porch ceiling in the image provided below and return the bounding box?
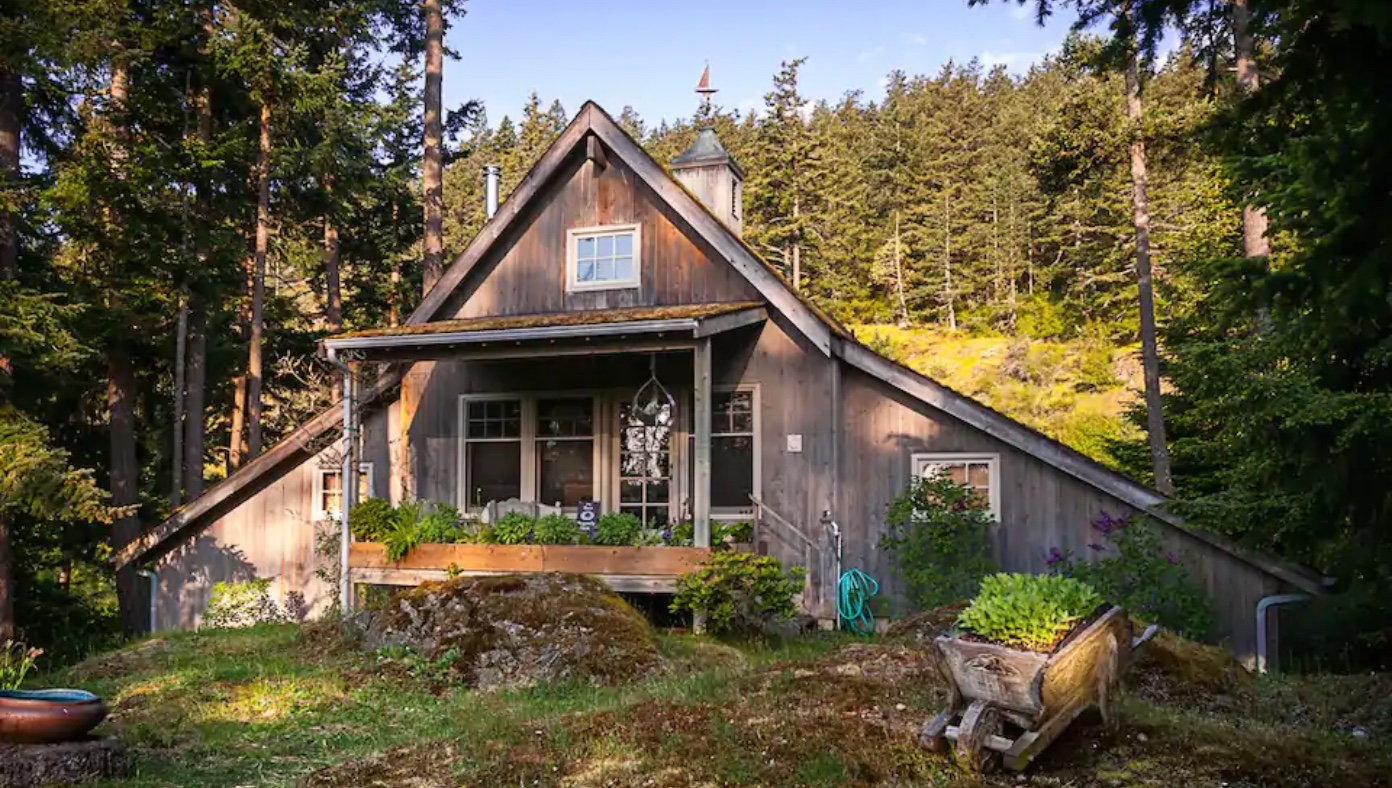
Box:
[321,302,767,360]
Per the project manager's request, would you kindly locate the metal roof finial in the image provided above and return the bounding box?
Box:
[696,62,717,120]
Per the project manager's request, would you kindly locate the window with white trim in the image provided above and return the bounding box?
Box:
[618,398,673,528]
[315,463,373,522]
[536,397,595,507]
[464,398,523,508]
[567,225,640,291]
[686,388,760,515]
[911,453,1000,519]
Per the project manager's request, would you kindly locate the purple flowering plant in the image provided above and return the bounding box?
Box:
[1047,512,1215,638]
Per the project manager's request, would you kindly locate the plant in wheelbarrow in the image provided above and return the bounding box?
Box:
[920,572,1158,773]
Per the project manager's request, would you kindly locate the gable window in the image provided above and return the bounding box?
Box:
[911,453,1000,520]
[315,463,373,522]
[464,398,523,508]
[536,397,595,507]
[567,224,640,292]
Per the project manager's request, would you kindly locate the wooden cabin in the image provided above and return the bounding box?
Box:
[117,102,1323,666]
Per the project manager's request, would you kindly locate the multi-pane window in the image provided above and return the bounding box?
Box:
[911,453,999,519]
[464,399,522,508]
[316,463,372,521]
[687,389,759,514]
[536,398,595,507]
[568,225,640,291]
[619,400,672,528]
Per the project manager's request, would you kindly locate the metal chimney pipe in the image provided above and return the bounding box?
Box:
[483,165,501,220]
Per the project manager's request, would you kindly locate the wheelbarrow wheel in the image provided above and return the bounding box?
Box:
[954,700,1003,773]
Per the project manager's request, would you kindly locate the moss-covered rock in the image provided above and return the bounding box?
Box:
[361,573,660,690]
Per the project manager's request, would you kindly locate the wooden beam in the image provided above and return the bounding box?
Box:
[693,306,767,338]
[586,133,608,170]
[332,340,698,365]
[693,336,712,548]
[835,341,1327,594]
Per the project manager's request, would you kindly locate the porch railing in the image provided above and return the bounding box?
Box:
[749,495,835,616]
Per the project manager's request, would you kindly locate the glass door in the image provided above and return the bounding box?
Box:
[616,399,673,529]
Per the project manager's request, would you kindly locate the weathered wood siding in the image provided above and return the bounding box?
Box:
[839,367,1282,665]
[442,153,761,318]
[153,408,390,630]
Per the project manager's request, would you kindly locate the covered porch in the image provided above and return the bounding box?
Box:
[321,302,773,605]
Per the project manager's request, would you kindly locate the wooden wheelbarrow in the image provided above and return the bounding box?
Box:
[920,605,1159,772]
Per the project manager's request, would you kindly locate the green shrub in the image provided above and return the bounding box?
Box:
[956,573,1102,652]
[1015,294,1067,339]
[491,511,535,545]
[1050,513,1216,640]
[594,511,642,546]
[668,521,695,546]
[880,472,997,609]
[670,552,806,637]
[714,520,754,544]
[348,497,395,542]
[415,504,469,545]
[534,513,582,545]
[201,579,285,629]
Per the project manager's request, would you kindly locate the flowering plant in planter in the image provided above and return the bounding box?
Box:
[955,573,1102,652]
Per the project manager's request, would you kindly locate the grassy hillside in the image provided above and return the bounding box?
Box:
[44,622,1392,787]
[853,325,1143,469]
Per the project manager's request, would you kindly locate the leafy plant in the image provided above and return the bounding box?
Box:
[671,552,806,637]
[416,504,468,545]
[1049,513,1216,639]
[534,513,582,545]
[593,511,642,546]
[0,641,43,690]
[714,520,754,544]
[668,521,695,546]
[383,517,421,562]
[201,579,285,629]
[348,498,395,542]
[490,511,535,545]
[880,472,997,608]
[956,573,1102,652]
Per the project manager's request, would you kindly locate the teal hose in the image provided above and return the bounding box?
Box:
[836,568,880,636]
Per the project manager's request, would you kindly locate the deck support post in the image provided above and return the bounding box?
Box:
[692,338,712,635]
[337,357,357,614]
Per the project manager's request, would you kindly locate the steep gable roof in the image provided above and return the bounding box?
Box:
[117,102,1325,595]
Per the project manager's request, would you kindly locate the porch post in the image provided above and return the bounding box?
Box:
[693,337,712,549]
[339,361,357,614]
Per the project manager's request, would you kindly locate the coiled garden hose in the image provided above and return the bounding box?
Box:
[836,568,880,636]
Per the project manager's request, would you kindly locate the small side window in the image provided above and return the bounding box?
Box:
[567,224,641,292]
[910,453,999,520]
[315,463,373,522]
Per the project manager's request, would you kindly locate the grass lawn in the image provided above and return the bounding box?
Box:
[44,622,1392,787]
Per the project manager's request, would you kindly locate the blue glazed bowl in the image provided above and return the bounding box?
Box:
[0,688,108,743]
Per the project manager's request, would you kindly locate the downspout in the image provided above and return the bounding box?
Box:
[1256,593,1310,674]
[137,568,158,633]
[326,346,355,614]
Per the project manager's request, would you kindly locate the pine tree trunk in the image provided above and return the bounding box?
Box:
[422,0,445,291]
[109,353,144,633]
[324,177,342,332]
[0,67,19,281]
[1234,0,1269,260]
[0,513,12,640]
[943,190,957,331]
[1126,51,1174,494]
[791,193,801,293]
[228,370,246,471]
[183,304,207,494]
[893,211,908,327]
[389,203,401,327]
[247,100,270,459]
[171,295,187,508]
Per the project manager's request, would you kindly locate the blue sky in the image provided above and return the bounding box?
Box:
[444,0,1080,128]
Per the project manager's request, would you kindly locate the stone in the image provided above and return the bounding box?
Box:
[0,736,129,788]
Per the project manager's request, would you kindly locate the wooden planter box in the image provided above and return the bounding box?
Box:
[921,605,1158,772]
[347,542,711,593]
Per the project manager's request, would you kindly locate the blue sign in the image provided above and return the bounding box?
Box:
[577,500,600,538]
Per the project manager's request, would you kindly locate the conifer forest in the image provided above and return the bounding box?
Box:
[0,0,1388,668]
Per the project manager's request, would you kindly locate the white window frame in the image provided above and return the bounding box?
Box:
[911,452,1000,521]
[313,462,374,522]
[457,393,604,513]
[710,384,760,517]
[565,223,642,293]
